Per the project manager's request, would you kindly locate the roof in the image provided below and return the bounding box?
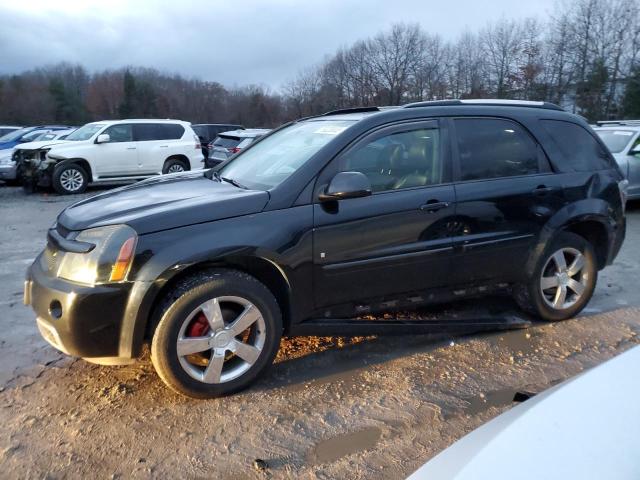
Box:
[219,128,270,138]
[312,99,565,123]
[89,119,191,125]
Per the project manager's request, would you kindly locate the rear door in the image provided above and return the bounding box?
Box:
[92,123,138,177]
[134,123,186,174]
[450,117,564,285]
[312,119,456,309]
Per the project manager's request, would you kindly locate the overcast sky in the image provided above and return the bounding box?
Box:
[0,0,557,91]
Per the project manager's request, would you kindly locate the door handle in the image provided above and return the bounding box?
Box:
[159,145,169,148]
[532,185,553,195]
[420,200,450,213]
[126,147,137,150]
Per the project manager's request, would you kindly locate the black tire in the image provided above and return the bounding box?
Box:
[514,231,597,321]
[52,163,88,195]
[162,158,188,174]
[151,269,282,398]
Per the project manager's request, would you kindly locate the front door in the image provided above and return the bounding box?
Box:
[312,120,456,310]
[93,123,138,178]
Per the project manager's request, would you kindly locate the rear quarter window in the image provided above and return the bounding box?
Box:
[540,120,614,171]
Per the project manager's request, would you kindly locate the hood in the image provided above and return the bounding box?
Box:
[16,139,70,151]
[0,141,17,150]
[407,345,640,480]
[58,171,270,234]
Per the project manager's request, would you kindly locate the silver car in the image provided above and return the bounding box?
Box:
[594,120,640,200]
[206,129,270,167]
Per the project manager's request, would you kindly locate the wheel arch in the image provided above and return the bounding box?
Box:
[130,254,293,357]
[527,199,614,277]
[56,158,93,180]
[164,154,191,171]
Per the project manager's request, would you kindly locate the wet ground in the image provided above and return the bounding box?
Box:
[1,184,639,479]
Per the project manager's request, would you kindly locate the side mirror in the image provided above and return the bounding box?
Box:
[96,133,110,144]
[630,145,640,155]
[319,171,372,202]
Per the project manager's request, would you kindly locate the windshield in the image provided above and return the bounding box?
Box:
[66,123,105,141]
[596,130,635,153]
[0,127,32,143]
[218,120,354,190]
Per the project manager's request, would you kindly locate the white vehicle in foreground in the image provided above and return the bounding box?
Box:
[408,345,640,480]
[24,119,202,194]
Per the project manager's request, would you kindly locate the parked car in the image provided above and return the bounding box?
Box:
[594,120,640,200]
[0,126,70,184]
[10,129,77,188]
[19,119,202,194]
[25,100,626,398]
[0,126,22,137]
[192,123,244,158]
[407,345,640,480]
[207,128,270,167]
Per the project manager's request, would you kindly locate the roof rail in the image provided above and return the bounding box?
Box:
[596,120,640,126]
[403,99,564,111]
[322,107,383,116]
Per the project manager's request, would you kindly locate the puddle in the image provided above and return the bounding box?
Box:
[309,427,381,464]
[486,329,538,355]
[465,387,532,415]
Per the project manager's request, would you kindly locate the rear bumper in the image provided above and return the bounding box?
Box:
[607,216,626,265]
[25,257,133,358]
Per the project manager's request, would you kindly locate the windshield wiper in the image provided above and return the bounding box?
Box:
[221,176,247,189]
[208,170,247,189]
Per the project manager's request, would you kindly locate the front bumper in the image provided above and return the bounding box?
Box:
[0,162,17,180]
[25,256,133,359]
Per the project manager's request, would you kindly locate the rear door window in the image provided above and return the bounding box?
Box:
[454,118,539,181]
[542,120,615,171]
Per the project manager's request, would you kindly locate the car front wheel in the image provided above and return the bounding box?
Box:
[151,269,282,398]
[514,231,597,321]
[52,164,88,194]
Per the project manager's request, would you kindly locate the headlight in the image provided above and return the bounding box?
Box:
[56,225,137,285]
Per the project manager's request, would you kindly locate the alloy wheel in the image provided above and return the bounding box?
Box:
[167,164,185,173]
[176,296,266,384]
[59,168,84,192]
[540,247,588,310]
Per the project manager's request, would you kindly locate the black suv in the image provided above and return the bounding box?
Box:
[25,100,627,398]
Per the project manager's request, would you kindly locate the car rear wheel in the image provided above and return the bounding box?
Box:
[162,158,188,174]
[52,164,88,195]
[151,269,282,398]
[514,232,597,321]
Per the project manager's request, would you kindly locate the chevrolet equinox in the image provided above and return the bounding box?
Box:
[25,100,627,398]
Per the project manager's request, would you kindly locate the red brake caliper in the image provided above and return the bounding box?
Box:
[187,312,210,337]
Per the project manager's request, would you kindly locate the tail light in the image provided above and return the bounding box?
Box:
[228,147,241,154]
[619,179,629,214]
[193,134,201,150]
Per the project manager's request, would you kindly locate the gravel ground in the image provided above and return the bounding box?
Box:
[1,184,639,479]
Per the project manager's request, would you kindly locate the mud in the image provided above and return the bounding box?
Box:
[1,185,640,479]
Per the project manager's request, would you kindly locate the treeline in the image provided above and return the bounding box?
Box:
[286,0,640,121]
[0,64,286,127]
[1,0,640,127]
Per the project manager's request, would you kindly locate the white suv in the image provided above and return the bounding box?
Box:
[29,119,202,194]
